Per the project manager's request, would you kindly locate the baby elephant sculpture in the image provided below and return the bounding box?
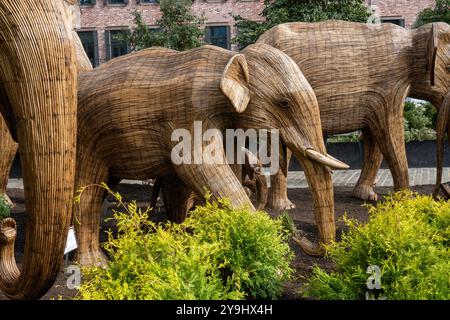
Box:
[75,44,348,265]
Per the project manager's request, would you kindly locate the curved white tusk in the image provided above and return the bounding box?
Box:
[305,149,350,170]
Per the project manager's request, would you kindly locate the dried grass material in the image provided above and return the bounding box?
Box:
[258,21,450,205]
[0,116,16,196]
[0,0,78,299]
[0,18,92,202]
[74,43,339,264]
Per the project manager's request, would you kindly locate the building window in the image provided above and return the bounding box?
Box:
[381,18,405,27]
[77,31,99,67]
[138,0,159,4]
[79,0,95,5]
[105,0,128,5]
[205,26,230,50]
[106,29,130,60]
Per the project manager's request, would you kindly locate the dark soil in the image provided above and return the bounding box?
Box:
[0,184,435,300]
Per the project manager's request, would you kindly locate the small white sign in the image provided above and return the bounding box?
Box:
[64,226,78,255]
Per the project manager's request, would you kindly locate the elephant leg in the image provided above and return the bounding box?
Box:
[370,112,409,191]
[161,172,196,223]
[73,154,109,267]
[0,114,17,207]
[267,144,295,214]
[353,128,383,201]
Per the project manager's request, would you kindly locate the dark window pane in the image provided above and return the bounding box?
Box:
[381,18,405,27]
[140,0,159,3]
[108,0,125,4]
[78,31,98,66]
[79,0,95,5]
[205,26,229,49]
[110,30,129,58]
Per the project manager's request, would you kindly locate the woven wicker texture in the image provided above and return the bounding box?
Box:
[151,147,268,223]
[258,20,450,207]
[156,148,268,223]
[0,0,78,299]
[73,43,344,264]
[0,1,92,204]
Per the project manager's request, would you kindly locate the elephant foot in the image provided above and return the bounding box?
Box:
[76,250,108,267]
[1,194,14,208]
[353,184,378,201]
[267,196,296,214]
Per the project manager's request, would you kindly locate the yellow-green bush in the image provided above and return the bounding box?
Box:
[304,191,450,300]
[77,186,293,300]
[0,195,10,221]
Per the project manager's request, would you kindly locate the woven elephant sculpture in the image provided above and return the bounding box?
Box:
[0,0,79,300]
[0,0,92,207]
[74,43,348,265]
[257,21,450,210]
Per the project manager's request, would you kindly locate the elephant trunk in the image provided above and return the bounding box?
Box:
[434,94,450,196]
[0,0,77,299]
[292,156,335,256]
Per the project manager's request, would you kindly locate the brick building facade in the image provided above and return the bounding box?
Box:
[77,0,436,66]
[367,0,435,27]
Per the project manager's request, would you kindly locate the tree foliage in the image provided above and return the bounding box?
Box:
[415,0,450,27]
[234,0,371,48]
[121,0,205,52]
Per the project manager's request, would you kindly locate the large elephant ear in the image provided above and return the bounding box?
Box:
[220,54,250,113]
[427,23,438,86]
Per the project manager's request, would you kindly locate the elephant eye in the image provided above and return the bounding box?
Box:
[277,100,290,110]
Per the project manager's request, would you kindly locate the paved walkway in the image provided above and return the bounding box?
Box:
[284,168,450,188]
[6,168,450,190]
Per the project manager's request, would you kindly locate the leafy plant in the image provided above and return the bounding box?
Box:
[404,100,437,142]
[234,0,370,48]
[415,0,450,27]
[76,184,293,300]
[118,0,205,52]
[304,191,450,300]
[0,195,11,221]
[327,132,361,144]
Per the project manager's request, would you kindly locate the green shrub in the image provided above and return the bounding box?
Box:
[77,184,293,300]
[304,191,450,300]
[189,198,294,299]
[404,101,437,142]
[0,195,11,221]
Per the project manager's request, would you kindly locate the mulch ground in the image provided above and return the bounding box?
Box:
[0,184,435,300]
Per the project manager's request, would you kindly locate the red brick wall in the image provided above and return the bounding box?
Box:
[79,0,436,64]
[365,0,435,28]
[79,0,264,64]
